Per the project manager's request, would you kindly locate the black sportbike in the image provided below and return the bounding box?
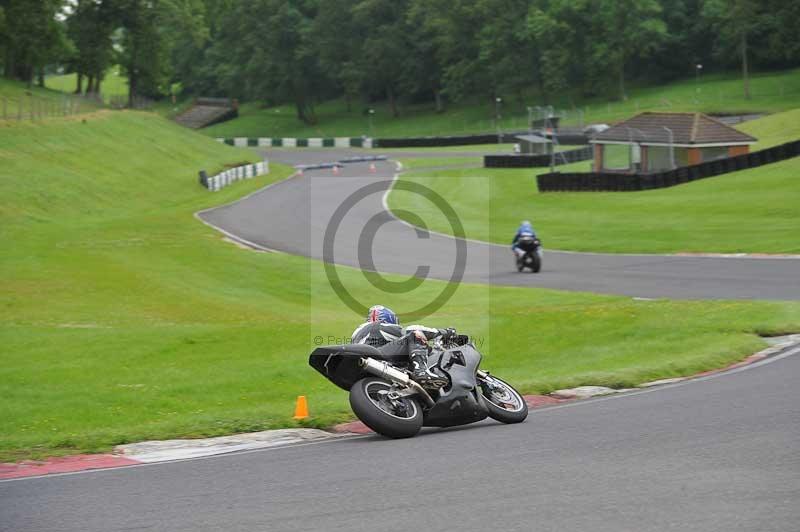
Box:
[515,235,542,273]
[309,331,528,438]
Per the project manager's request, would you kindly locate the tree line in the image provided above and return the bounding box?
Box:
[1,0,798,122]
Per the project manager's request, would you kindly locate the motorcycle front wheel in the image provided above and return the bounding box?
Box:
[479,375,529,424]
[349,377,423,438]
[531,252,542,273]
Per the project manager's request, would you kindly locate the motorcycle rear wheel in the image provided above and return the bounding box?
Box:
[349,377,423,438]
[479,375,528,424]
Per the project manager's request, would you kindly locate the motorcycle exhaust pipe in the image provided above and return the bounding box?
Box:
[358,357,435,407]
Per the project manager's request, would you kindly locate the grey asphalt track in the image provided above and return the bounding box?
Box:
[199,149,800,300]
[3,347,799,532]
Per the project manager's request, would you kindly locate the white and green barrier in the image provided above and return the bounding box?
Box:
[199,160,269,191]
[217,137,374,149]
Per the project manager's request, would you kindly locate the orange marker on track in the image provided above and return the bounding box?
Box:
[293,395,309,419]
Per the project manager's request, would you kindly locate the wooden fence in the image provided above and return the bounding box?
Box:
[0,93,153,120]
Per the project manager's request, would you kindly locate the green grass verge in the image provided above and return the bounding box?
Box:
[397,157,482,171]
[388,111,800,254]
[2,111,799,462]
[737,108,800,150]
[203,68,800,138]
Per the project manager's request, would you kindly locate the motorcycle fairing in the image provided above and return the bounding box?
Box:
[309,344,408,391]
[423,344,489,427]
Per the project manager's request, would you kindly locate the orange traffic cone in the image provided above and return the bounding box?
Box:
[369,162,376,174]
[333,165,340,175]
[293,395,309,420]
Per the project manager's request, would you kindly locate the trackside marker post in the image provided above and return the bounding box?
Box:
[293,396,309,419]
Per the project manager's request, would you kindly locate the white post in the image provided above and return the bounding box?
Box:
[663,126,675,170]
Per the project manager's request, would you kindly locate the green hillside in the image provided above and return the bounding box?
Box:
[388,110,800,254]
[203,69,800,139]
[2,108,799,462]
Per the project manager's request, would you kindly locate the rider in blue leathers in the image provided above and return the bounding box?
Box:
[511,220,538,258]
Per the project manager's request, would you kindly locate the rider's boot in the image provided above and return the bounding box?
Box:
[409,352,447,388]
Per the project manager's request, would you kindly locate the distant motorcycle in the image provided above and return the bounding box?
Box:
[515,235,542,273]
[309,330,528,438]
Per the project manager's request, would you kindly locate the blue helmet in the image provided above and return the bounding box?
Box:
[367,305,399,325]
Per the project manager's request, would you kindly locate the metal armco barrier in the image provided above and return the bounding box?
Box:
[338,155,388,163]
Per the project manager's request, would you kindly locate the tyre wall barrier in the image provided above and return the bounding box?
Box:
[374,130,590,148]
[485,146,593,168]
[218,137,373,149]
[537,139,800,192]
[373,132,528,148]
[217,131,591,150]
[199,159,270,191]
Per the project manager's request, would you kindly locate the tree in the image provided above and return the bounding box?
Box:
[764,0,800,65]
[474,0,539,105]
[163,0,212,97]
[407,0,490,104]
[313,0,363,112]
[207,0,327,124]
[352,0,410,117]
[0,6,5,75]
[404,1,447,112]
[1,0,66,86]
[117,0,172,103]
[590,0,667,100]
[703,0,770,99]
[66,0,116,94]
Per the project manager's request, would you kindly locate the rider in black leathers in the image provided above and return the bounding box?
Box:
[351,305,450,388]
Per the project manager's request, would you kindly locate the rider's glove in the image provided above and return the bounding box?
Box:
[438,327,456,340]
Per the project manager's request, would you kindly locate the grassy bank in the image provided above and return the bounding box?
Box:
[388,111,800,254]
[2,111,799,462]
[203,68,800,138]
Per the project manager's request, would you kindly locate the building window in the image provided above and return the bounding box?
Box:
[676,148,689,167]
[647,146,672,172]
[701,146,729,162]
[602,144,631,171]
